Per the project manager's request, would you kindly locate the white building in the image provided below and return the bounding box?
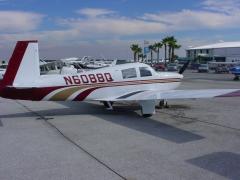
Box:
[186,41,240,62]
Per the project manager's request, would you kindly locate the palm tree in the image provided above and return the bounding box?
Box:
[171,43,181,62]
[148,45,156,65]
[167,36,181,62]
[136,47,142,62]
[162,37,171,65]
[130,44,142,62]
[138,53,146,62]
[153,42,162,63]
[166,36,175,62]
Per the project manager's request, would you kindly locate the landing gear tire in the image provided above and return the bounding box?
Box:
[165,101,170,108]
[234,76,239,81]
[158,100,165,109]
[141,109,153,118]
[142,114,153,118]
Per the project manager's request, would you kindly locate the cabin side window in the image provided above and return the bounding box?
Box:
[121,68,137,79]
[139,67,152,77]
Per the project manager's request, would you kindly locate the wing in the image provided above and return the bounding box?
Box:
[96,89,240,101]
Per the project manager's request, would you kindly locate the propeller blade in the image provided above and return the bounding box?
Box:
[179,60,190,74]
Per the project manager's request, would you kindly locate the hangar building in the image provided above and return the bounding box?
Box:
[186,41,240,63]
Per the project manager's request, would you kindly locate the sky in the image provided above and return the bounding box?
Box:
[1,0,240,60]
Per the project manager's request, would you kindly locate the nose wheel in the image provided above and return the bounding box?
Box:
[234,75,239,81]
[141,113,153,118]
[102,101,113,110]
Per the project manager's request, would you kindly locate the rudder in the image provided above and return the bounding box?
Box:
[1,40,40,87]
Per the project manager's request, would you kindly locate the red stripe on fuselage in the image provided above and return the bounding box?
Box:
[73,87,101,101]
[0,86,65,101]
[0,78,181,101]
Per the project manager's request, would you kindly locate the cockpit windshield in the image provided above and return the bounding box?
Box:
[139,67,152,77]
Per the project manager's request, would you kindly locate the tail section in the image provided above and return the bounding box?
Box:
[1,40,40,87]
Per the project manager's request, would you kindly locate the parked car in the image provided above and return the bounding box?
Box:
[198,64,209,73]
[153,63,165,71]
[167,63,178,71]
[230,66,240,80]
[215,65,229,73]
[190,63,200,70]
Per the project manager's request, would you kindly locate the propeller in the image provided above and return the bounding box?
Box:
[178,60,190,74]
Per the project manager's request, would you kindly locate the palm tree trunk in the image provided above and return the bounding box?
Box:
[134,52,137,62]
[168,45,171,63]
[157,48,160,63]
[151,50,153,65]
[164,44,167,66]
[172,47,175,62]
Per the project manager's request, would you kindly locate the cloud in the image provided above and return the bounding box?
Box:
[76,8,115,18]
[142,9,240,30]
[2,1,240,59]
[59,17,167,37]
[142,0,240,30]
[202,0,240,13]
[59,0,240,40]
[2,1,240,43]
[0,11,44,33]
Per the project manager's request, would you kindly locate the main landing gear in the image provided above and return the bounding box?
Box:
[102,101,113,110]
[158,100,169,109]
[102,100,169,118]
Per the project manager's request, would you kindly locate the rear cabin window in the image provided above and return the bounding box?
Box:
[122,68,137,79]
[139,67,152,77]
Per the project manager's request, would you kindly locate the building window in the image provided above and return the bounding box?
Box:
[206,49,209,54]
[121,68,137,79]
[139,67,152,77]
[200,50,202,53]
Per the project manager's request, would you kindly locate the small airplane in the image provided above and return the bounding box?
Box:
[0,63,7,80]
[0,40,240,117]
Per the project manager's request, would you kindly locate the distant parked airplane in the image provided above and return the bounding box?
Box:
[0,41,240,117]
[0,63,7,80]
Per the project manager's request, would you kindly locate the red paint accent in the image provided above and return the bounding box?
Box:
[0,86,64,101]
[73,87,100,101]
[1,41,37,86]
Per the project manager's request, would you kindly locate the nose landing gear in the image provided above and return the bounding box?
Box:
[102,101,113,110]
[158,100,169,109]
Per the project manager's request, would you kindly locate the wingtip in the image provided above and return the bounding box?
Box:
[217,90,240,97]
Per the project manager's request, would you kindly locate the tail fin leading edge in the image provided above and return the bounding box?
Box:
[1,40,40,87]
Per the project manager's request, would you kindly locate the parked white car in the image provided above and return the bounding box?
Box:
[198,64,209,73]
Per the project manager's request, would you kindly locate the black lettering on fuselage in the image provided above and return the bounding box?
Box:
[64,76,73,85]
[63,73,114,85]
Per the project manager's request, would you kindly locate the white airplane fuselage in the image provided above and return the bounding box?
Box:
[30,63,183,101]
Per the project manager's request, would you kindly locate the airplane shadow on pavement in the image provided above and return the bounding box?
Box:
[0,101,204,144]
